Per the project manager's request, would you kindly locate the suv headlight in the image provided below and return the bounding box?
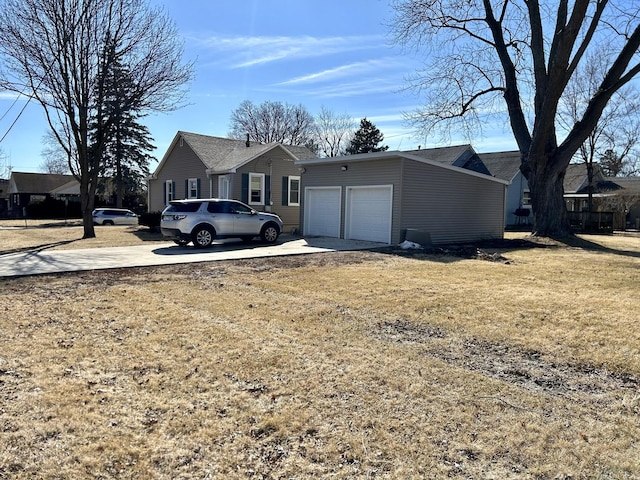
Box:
[163,214,187,220]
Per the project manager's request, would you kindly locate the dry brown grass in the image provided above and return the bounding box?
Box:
[1,224,639,478]
[0,219,167,253]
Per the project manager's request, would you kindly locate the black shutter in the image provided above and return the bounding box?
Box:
[282,176,289,206]
[241,173,249,203]
[265,175,271,206]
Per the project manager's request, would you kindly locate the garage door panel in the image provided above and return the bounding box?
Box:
[305,187,341,238]
[346,186,392,243]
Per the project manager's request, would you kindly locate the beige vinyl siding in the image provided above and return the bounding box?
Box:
[233,148,301,231]
[400,159,504,244]
[300,158,403,239]
[148,143,210,211]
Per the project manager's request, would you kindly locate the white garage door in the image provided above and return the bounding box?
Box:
[346,185,392,243]
[304,187,341,237]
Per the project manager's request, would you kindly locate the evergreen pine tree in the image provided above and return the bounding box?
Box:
[345,118,389,155]
[93,49,155,208]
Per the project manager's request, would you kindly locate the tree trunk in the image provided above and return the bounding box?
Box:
[80,182,96,239]
[528,162,570,237]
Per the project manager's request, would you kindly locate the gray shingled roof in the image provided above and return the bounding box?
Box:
[403,145,472,166]
[178,131,315,173]
[606,176,640,193]
[478,151,522,181]
[10,172,76,193]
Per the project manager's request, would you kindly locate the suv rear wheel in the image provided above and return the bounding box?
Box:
[260,223,280,243]
[192,225,215,248]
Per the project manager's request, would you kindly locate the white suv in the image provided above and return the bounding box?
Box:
[92,208,139,225]
[160,199,283,248]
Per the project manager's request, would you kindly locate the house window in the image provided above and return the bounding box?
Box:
[188,178,198,199]
[288,176,300,206]
[522,190,531,206]
[249,173,264,205]
[218,175,230,199]
[165,180,174,205]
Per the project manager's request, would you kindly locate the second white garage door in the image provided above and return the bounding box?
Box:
[345,185,393,243]
[304,187,341,238]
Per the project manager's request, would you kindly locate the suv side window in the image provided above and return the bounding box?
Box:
[207,201,230,214]
[166,202,202,213]
[230,202,253,215]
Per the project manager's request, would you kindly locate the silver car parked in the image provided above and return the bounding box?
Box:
[160,199,283,248]
[92,208,139,225]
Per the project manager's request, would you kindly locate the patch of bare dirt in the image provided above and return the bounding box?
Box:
[375,318,639,402]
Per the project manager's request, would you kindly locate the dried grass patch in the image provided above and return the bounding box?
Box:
[0,220,166,254]
[1,232,639,478]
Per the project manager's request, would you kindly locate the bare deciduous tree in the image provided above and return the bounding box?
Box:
[228,100,315,146]
[40,131,71,175]
[0,147,12,178]
[0,0,193,238]
[313,106,355,158]
[392,0,640,237]
[559,49,640,211]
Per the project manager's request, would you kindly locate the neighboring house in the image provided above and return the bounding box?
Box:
[7,172,115,218]
[481,155,638,230]
[0,178,8,218]
[8,172,81,218]
[147,131,316,232]
[295,150,508,245]
[479,151,529,227]
[563,162,623,211]
[404,144,492,175]
[602,176,640,229]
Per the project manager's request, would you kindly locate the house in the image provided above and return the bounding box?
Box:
[404,144,492,175]
[147,132,316,232]
[0,178,8,218]
[8,172,81,218]
[602,176,640,229]
[295,149,508,245]
[478,151,530,227]
[562,163,624,211]
[481,155,638,230]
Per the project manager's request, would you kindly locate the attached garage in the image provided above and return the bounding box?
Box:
[297,151,508,245]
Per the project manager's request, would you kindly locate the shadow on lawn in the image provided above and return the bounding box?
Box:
[130,227,165,243]
[0,240,78,256]
[554,234,640,259]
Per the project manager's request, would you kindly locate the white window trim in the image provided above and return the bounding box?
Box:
[288,176,300,206]
[188,178,198,199]
[165,179,174,205]
[249,172,265,206]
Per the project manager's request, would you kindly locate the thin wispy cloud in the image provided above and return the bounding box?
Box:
[301,78,403,98]
[275,58,400,86]
[191,34,385,68]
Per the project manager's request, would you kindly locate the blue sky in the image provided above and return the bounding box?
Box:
[0,0,517,173]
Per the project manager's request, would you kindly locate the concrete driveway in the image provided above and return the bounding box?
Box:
[0,236,385,277]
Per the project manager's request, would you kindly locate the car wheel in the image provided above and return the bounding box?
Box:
[260,223,280,243]
[103,220,114,225]
[173,239,189,246]
[192,225,215,248]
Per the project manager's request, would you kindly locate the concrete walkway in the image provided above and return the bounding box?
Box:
[0,237,385,278]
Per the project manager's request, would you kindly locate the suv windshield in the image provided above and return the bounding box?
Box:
[166,202,202,213]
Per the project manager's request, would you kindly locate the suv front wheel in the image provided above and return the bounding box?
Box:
[192,225,215,248]
[261,223,280,244]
